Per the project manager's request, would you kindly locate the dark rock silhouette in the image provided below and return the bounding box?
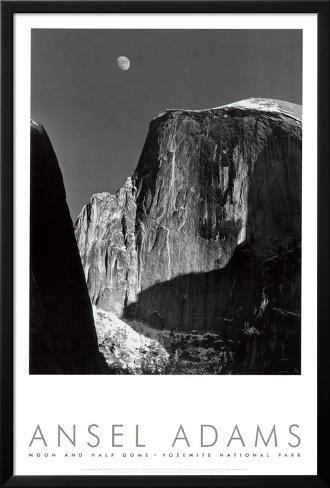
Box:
[30,121,108,374]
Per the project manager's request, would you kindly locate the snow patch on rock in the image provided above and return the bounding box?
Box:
[222,98,302,122]
[155,98,301,122]
[93,306,169,374]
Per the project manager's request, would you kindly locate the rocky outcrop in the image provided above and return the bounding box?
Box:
[30,121,108,374]
[75,178,138,316]
[75,99,302,347]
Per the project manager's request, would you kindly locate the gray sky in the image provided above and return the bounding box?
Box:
[31,29,302,221]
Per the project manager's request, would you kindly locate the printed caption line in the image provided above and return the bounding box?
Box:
[81,468,248,471]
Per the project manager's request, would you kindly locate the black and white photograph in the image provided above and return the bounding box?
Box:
[30,28,302,375]
[3,4,329,482]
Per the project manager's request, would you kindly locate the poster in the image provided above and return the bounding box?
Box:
[13,13,317,476]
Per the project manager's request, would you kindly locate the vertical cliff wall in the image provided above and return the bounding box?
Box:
[30,121,108,373]
[75,99,301,337]
[75,177,138,316]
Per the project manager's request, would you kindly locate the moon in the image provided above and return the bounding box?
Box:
[117,56,130,71]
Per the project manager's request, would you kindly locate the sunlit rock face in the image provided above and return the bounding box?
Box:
[75,178,138,315]
[75,99,302,334]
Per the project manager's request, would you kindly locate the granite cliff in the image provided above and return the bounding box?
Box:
[75,98,302,365]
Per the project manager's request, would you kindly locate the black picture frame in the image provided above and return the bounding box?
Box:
[1,1,329,486]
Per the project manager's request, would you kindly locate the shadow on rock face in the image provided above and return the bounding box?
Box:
[123,243,301,374]
[124,244,258,334]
